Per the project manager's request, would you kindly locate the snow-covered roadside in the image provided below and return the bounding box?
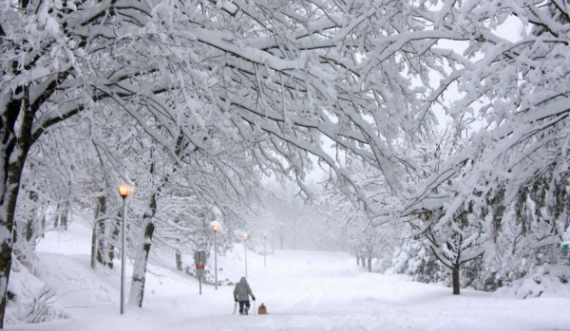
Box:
[6,220,570,331]
[495,264,570,299]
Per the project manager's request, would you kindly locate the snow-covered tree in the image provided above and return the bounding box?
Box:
[394,0,570,295]
[5,0,528,322]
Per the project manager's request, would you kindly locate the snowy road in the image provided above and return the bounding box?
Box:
[8,229,570,331]
[163,251,570,331]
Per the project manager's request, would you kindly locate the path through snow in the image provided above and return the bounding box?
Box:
[7,221,570,331]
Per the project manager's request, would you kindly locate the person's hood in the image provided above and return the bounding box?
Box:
[239,277,247,284]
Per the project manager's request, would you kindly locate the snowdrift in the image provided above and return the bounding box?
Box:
[495,264,570,299]
[6,259,70,326]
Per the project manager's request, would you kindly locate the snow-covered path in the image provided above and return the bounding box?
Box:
[7,223,570,331]
[164,251,570,331]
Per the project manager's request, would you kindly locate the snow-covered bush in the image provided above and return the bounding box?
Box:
[5,261,69,326]
[184,264,233,287]
[389,240,445,284]
[495,265,570,299]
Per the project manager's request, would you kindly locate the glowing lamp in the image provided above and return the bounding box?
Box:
[118,184,133,198]
[211,221,221,233]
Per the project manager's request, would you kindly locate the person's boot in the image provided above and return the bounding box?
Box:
[245,307,249,315]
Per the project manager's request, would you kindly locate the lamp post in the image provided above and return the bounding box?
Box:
[210,221,221,290]
[264,233,267,268]
[118,184,133,315]
[242,233,249,277]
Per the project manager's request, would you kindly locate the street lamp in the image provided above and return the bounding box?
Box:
[118,184,132,315]
[242,233,249,277]
[210,221,221,290]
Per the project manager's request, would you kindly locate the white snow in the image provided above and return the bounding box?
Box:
[6,218,570,331]
[495,265,570,299]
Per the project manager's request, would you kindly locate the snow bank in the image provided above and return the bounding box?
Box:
[495,264,570,299]
[6,260,70,326]
[6,219,570,331]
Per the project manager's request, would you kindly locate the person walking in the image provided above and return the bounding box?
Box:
[233,277,255,315]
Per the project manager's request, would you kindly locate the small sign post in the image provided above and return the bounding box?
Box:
[194,250,207,294]
[562,241,570,251]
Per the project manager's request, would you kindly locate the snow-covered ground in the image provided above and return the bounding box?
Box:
[6,218,570,331]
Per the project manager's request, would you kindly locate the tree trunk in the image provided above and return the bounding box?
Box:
[53,203,60,229]
[129,192,157,308]
[175,250,183,271]
[90,220,97,269]
[25,190,39,243]
[0,88,37,328]
[96,220,106,265]
[356,255,360,266]
[22,216,38,265]
[107,221,119,269]
[129,137,181,308]
[0,161,23,329]
[25,218,36,243]
[452,263,461,295]
[367,257,372,272]
[40,212,46,238]
[92,196,106,269]
[60,202,69,231]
